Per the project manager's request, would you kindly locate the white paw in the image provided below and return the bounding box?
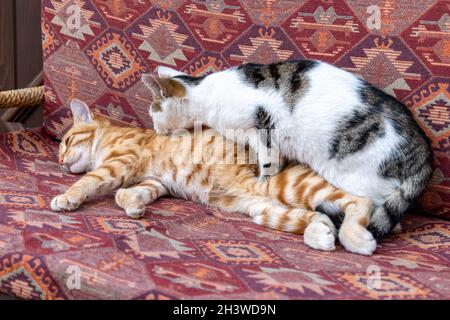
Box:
[50,194,81,212]
[304,220,336,252]
[115,189,146,219]
[339,225,377,256]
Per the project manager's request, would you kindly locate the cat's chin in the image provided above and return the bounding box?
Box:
[62,162,86,174]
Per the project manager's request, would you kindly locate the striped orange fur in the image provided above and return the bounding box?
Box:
[51,100,377,255]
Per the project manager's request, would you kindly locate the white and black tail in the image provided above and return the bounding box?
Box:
[367,163,432,240]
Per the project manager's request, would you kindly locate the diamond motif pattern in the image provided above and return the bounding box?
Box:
[11,0,445,300]
[127,8,201,69]
[336,35,430,100]
[85,31,148,91]
[223,26,303,65]
[93,0,152,29]
[178,0,252,51]
[281,0,367,62]
[401,1,450,76]
[43,0,106,49]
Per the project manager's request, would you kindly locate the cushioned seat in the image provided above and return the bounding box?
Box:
[0,128,448,299]
[1,0,449,300]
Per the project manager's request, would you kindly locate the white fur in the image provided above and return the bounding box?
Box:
[339,224,377,255]
[149,62,404,207]
[157,66,186,78]
[304,214,336,251]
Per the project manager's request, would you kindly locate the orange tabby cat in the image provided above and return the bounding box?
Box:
[51,99,376,255]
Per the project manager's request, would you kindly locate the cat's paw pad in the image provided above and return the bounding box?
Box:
[51,194,81,212]
[304,220,336,252]
[339,225,377,256]
[115,189,146,219]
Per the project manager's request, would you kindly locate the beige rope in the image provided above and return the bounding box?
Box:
[0,86,44,109]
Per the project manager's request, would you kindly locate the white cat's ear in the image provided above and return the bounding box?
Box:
[70,99,93,123]
[157,66,186,78]
[141,73,161,94]
[142,74,186,98]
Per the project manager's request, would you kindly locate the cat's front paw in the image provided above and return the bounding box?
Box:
[51,193,82,212]
[115,188,146,219]
[304,215,336,252]
[339,225,377,256]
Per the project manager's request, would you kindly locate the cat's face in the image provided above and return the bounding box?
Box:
[142,68,197,134]
[149,94,195,135]
[58,99,97,174]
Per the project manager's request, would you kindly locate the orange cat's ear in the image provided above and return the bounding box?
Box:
[70,99,93,124]
[142,74,186,98]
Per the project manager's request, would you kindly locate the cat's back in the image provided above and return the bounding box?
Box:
[236,59,356,90]
[101,126,155,147]
[96,126,158,165]
[234,60,362,117]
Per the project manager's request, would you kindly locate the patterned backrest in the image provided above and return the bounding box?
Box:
[41,0,450,219]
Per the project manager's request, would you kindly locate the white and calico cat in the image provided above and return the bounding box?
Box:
[141,60,432,240]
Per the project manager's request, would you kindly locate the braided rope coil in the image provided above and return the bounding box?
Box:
[0,86,44,109]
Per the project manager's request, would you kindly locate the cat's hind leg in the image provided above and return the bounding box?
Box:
[115,178,168,219]
[329,194,377,255]
[214,195,336,252]
[252,205,336,252]
[303,214,337,252]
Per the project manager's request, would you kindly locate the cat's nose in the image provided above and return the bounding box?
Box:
[58,158,64,164]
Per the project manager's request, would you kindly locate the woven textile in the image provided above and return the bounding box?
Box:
[2,0,449,300]
[0,128,448,299]
[41,0,450,220]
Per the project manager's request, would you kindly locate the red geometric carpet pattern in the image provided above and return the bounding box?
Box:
[0,129,449,299]
[2,0,443,300]
[41,0,450,220]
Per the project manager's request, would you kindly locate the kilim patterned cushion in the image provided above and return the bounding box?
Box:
[0,128,449,299]
[41,1,450,219]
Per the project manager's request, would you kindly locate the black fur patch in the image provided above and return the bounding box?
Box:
[254,106,275,148]
[238,61,318,113]
[289,60,317,93]
[359,82,433,187]
[238,60,318,98]
[269,62,281,90]
[316,205,344,230]
[379,140,432,183]
[329,106,385,160]
[348,82,433,239]
[238,63,266,88]
[254,107,273,129]
[173,74,206,86]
